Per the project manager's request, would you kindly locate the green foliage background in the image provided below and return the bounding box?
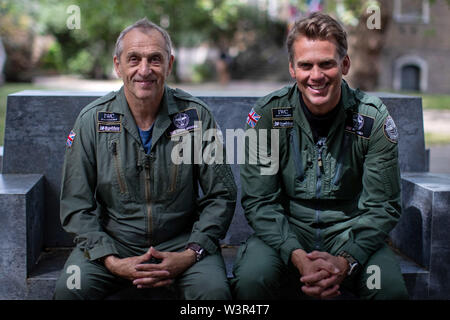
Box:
[1,0,284,79]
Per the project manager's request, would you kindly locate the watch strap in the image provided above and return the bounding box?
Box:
[186,243,206,262]
[338,251,359,276]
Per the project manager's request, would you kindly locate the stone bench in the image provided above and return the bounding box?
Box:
[1,90,449,299]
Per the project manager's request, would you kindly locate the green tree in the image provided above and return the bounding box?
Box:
[294,0,450,90]
[35,0,263,79]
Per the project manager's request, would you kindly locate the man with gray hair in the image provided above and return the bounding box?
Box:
[54,18,236,300]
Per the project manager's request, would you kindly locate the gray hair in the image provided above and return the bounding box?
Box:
[114,18,173,59]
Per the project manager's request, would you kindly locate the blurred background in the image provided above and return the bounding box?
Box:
[1,0,449,170]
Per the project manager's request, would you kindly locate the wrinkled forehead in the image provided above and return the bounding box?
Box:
[122,28,167,48]
[119,28,171,62]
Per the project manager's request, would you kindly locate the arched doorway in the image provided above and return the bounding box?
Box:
[401,64,421,91]
[393,55,428,92]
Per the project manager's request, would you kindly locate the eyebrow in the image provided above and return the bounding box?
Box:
[296,58,336,65]
[125,51,164,59]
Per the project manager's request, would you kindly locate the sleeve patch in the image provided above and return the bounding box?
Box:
[66,130,76,147]
[383,116,399,143]
[246,108,261,128]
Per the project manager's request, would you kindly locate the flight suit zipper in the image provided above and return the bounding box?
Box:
[314,137,326,250]
[144,155,153,244]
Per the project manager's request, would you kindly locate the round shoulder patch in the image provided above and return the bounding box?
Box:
[173,112,190,129]
[384,116,398,143]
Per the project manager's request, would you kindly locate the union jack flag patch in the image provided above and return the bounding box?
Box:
[246,108,261,128]
[66,130,76,147]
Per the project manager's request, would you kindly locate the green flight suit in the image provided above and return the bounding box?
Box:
[54,86,237,300]
[232,81,408,300]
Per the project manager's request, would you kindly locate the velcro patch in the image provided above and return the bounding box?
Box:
[272,107,293,119]
[384,116,398,143]
[246,108,261,128]
[66,130,76,147]
[98,123,121,132]
[272,107,293,128]
[273,119,294,128]
[97,111,121,133]
[345,112,374,139]
[167,108,200,137]
[98,112,121,122]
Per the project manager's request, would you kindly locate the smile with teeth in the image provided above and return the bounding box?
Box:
[308,83,328,90]
[135,79,156,87]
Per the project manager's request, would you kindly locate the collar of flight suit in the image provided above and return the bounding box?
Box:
[110,85,180,153]
[287,80,357,142]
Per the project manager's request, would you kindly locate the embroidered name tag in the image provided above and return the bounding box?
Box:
[273,120,294,128]
[98,123,121,132]
[272,107,293,119]
[98,112,121,122]
[345,112,374,139]
[97,111,121,133]
[167,108,200,137]
[272,107,293,128]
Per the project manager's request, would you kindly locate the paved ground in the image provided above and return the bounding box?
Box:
[31,76,450,173]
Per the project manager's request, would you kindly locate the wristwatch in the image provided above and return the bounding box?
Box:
[338,251,360,276]
[186,243,206,262]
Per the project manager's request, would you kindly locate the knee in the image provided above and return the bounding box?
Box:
[54,271,84,300]
[231,239,284,299]
[53,261,107,300]
[183,278,232,300]
[232,263,282,300]
[376,274,409,300]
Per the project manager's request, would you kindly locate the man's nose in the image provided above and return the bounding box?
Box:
[138,59,152,77]
[310,66,324,81]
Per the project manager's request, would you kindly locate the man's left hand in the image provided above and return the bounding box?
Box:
[300,251,349,299]
[132,247,196,289]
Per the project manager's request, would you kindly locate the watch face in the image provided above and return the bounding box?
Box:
[348,262,359,275]
[187,243,206,261]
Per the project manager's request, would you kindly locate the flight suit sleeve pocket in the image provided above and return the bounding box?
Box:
[380,157,401,197]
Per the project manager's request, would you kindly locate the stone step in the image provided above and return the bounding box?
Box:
[25,246,428,300]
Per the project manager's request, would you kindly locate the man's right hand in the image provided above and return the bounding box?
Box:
[291,249,341,299]
[103,249,170,285]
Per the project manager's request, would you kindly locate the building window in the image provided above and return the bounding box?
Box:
[393,55,428,92]
[394,0,430,24]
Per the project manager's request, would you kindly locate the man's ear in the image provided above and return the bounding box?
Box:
[341,55,351,76]
[289,61,296,79]
[113,55,122,78]
[166,54,175,77]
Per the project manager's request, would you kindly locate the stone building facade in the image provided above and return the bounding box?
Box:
[378,0,450,93]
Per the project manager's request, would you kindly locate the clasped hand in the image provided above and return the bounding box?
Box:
[104,247,196,289]
[292,249,348,299]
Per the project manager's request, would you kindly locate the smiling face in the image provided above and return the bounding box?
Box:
[114,28,174,107]
[289,36,350,116]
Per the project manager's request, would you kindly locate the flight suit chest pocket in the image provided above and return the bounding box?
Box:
[286,128,307,195]
[330,156,362,199]
[152,138,183,201]
[108,139,133,202]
